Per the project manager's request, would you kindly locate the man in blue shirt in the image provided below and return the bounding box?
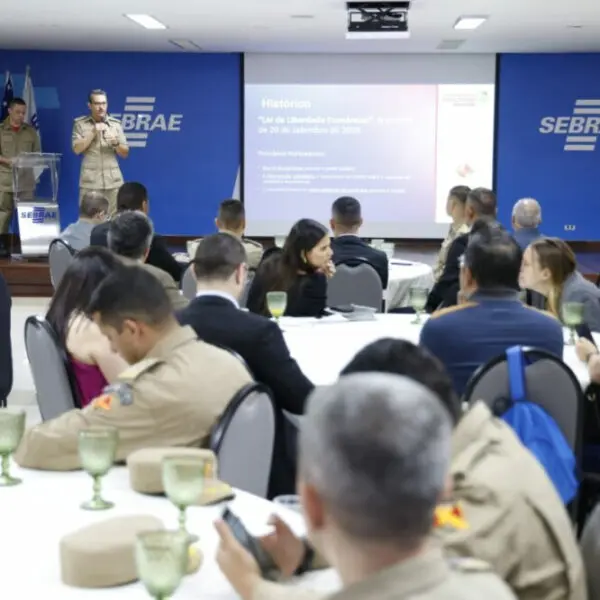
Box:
[420,221,563,396]
[512,197,542,250]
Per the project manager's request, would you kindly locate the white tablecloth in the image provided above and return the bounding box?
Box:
[282,314,592,390]
[0,465,340,597]
[385,261,435,311]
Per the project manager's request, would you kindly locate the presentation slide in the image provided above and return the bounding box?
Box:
[244,83,495,238]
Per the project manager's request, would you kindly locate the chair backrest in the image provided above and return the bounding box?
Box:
[181,263,196,300]
[48,238,75,289]
[24,316,80,421]
[327,260,383,311]
[210,382,275,498]
[463,347,584,453]
[581,503,600,598]
[240,272,255,308]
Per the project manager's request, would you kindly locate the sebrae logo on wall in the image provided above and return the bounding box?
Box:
[539,99,600,152]
[111,97,183,148]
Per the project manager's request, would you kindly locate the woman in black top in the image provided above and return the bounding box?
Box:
[247,219,333,317]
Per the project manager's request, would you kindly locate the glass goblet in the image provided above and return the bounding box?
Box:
[78,426,119,510]
[0,409,26,486]
[136,530,188,600]
[409,287,429,324]
[266,291,287,325]
[561,301,584,345]
[162,456,209,543]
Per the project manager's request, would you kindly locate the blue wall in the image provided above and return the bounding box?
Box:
[0,51,241,235]
[497,53,600,240]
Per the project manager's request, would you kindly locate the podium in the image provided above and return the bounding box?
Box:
[12,152,61,257]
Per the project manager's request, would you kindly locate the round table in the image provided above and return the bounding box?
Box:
[385,261,435,311]
[0,465,340,598]
[281,314,592,390]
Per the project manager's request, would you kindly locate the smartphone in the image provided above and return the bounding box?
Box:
[576,323,597,347]
[221,508,279,580]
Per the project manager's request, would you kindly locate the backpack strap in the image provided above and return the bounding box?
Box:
[506,345,527,402]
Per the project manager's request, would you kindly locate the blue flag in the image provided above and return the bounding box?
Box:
[1,71,14,122]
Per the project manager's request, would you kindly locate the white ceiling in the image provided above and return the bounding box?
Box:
[1,0,600,54]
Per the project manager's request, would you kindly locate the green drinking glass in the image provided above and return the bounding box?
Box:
[78,426,119,510]
[162,456,209,543]
[409,287,429,324]
[136,530,188,600]
[0,409,26,486]
[561,301,585,346]
[266,291,287,325]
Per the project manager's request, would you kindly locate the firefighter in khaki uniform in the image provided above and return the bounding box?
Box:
[72,89,128,215]
[14,266,252,471]
[0,97,41,233]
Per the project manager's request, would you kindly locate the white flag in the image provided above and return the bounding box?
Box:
[23,66,40,136]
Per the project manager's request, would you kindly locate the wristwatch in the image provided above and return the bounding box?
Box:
[294,540,315,576]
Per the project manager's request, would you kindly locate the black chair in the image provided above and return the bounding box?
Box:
[24,316,81,421]
[0,273,12,407]
[48,238,75,290]
[328,257,383,311]
[210,382,276,498]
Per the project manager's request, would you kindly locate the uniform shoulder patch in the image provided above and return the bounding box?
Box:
[118,357,164,383]
[102,383,134,407]
[448,557,492,574]
[434,503,469,530]
[430,302,478,320]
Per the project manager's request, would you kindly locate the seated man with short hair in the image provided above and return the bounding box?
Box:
[216,373,517,600]
[107,211,188,311]
[14,266,252,470]
[177,233,313,497]
[215,199,263,270]
[420,220,563,395]
[511,197,543,250]
[91,181,183,282]
[60,190,108,250]
[329,196,388,289]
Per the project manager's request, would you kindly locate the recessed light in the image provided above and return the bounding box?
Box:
[125,14,167,30]
[290,14,315,19]
[437,39,466,50]
[169,40,202,51]
[454,16,488,30]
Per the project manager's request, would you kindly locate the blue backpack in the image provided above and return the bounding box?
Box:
[502,346,578,504]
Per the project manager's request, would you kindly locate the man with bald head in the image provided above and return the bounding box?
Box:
[511,198,542,250]
[215,373,517,600]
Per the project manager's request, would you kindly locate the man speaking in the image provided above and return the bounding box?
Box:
[72,89,128,214]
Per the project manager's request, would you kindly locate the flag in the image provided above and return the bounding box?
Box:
[1,71,13,122]
[22,66,40,141]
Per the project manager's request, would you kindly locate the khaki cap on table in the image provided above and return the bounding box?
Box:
[60,515,204,588]
[127,447,233,505]
[60,515,163,588]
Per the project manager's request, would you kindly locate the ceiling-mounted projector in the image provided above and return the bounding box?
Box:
[346,1,411,40]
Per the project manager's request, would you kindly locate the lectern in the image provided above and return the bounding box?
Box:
[12,152,61,257]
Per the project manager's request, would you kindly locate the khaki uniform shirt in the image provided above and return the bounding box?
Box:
[254,547,516,600]
[0,119,41,191]
[433,223,470,281]
[119,256,189,311]
[437,403,586,600]
[14,326,252,470]
[71,115,127,190]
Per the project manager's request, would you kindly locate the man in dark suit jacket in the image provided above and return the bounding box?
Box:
[90,181,183,283]
[425,188,497,313]
[329,196,389,289]
[177,233,314,497]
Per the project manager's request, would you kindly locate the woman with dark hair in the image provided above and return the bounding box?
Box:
[46,247,128,405]
[247,219,334,317]
[520,237,600,331]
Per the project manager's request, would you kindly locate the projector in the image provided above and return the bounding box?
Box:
[346,1,411,40]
